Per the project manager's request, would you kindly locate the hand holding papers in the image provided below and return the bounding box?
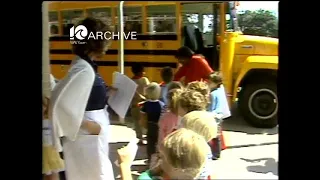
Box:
[108,72,138,119]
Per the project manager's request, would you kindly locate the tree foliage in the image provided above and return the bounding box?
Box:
[237,9,278,38]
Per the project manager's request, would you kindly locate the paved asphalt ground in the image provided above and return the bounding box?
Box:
[108,107,278,179]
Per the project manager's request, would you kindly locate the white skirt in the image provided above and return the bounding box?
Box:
[63,108,115,180]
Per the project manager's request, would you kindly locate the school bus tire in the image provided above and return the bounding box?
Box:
[239,83,278,128]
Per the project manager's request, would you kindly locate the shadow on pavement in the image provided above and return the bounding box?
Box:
[222,104,278,135]
[226,142,278,149]
[240,157,278,176]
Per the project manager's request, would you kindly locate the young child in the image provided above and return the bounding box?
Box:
[159,81,184,116]
[159,67,174,105]
[138,128,213,180]
[180,110,219,179]
[140,82,165,161]
[187,81,210,106]
[131,64,150,144]
[207,72,231,159]
[177,89,209,118]
[158,89,183,144]
[43,97,64,180]
[167,81,184,92]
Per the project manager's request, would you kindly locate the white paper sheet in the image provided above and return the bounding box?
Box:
[108,72,138,119]
[220,85,231,119]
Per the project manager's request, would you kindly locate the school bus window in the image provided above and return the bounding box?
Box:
[114,6,142,34]
[146,5,176,34]
[49,11,59,36]
[182,13,199,28]
[203,14,213,33]
[87,8,112,26]
[61,10,84,35]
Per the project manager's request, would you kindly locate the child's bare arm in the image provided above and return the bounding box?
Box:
[141,77,150,96]
[141,77,150,86]
[135,91,146,100]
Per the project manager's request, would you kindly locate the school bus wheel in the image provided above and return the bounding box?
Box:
[238,83,278,128]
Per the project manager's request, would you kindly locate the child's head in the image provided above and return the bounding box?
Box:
[208,72,223,90]
[167,81,184,92]
[145,82,161,100]
[159,128,210,179]
[131,64,144,76]
[161,66,174,83]
[177,89,208,116]
[186,81,210,100]
[180,111,218,141]
[166,89,183,114]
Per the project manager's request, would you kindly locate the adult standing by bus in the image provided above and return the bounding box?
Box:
[50,17,116,180]
[173,46,213,85]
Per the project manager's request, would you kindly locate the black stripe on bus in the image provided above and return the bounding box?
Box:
[50,49,177,55]
[50,34,178,41]
[50,60,177,68]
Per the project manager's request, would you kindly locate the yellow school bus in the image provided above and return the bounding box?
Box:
[48,1,278,128]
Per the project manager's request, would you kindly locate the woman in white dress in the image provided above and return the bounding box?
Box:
[50,17,116,180]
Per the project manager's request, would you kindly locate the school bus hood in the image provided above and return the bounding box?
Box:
[235,35,278,56]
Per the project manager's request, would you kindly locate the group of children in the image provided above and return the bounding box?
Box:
[129,64,231,164]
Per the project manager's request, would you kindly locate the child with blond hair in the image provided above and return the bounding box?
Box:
[187,81,210,101]
[177,89,209,117]
[43,97,65,180]
[179,110,220,179]
[138,128,213,180]
[176,88,225,160]
[207,71,231,159]
[140,82,165,161]
[158,89,183,144]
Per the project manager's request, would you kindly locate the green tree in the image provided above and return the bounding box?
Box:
[238,9,278,38]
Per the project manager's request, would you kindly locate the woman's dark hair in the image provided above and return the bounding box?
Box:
[161,66,174,83]
[208,72,223,88]
[131,64,144,75]
[175,46,195,59]
[72,17,113,58]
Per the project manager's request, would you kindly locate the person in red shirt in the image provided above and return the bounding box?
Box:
[174,46,214,85]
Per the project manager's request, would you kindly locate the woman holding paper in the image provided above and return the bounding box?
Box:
[50,17,116,180]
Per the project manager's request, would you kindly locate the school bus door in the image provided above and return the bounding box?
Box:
[180,2,222,70]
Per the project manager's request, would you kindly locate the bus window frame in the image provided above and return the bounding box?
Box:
[49,11,60,36]
[145,4,177,34]
[114,5,143,34]
[86,7,113,26]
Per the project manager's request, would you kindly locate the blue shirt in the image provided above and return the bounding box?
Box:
[83,57,108,111]
[208,85,231,119]
[160,84,168,105]
[141,100,165,123]
[86,73,108,111]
